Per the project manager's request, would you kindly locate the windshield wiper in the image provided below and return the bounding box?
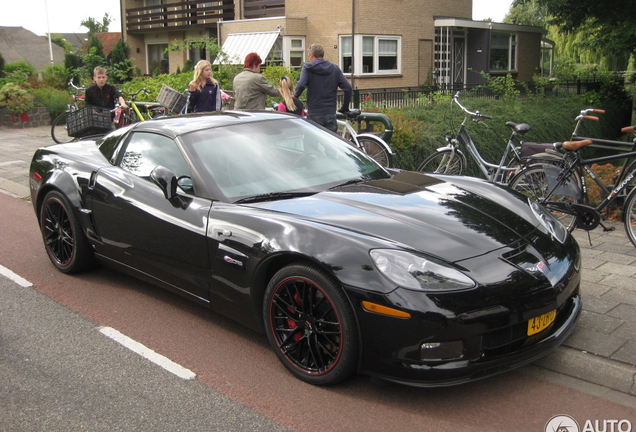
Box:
[328,178,366,190]
[234,191,316,204]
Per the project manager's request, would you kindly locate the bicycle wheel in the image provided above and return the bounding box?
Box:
[417,148,466,175]
[623,186,636,248]
[51,112,77,144]
[355,135,393,168]
[508,165,581,231]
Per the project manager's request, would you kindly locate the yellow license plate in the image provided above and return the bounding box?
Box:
[527,310,557,336]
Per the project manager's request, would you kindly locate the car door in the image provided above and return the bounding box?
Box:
[87,130,212,302]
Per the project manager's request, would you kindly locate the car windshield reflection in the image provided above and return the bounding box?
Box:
[182,118,390,202]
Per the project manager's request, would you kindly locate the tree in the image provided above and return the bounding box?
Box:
[81,14,112,36]
[46,34,73,53]
[505,0,548,27]
[515,0,636,57]
[86,35,106,59]
[109,39,133,83]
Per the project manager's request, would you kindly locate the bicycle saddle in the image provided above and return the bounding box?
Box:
[345,109,361,119]
[505,121,531,135]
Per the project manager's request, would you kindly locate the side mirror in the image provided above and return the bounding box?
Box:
[150,165,178,200]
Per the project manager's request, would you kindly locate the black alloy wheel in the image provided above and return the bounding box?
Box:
[40,191,95,274]
[264,264,358,386]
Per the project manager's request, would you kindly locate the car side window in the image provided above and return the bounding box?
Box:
[120,132,191,180]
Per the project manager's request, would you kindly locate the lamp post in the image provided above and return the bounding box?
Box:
[351,0,355,90]
[44,0,54,65]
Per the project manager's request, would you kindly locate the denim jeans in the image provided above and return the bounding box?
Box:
[308,113,338,132]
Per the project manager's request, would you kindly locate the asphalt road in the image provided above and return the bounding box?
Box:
[0,274,291,432]
[1,181,635,431]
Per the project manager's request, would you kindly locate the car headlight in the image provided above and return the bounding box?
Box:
[529,199,567,244]
[370,249,476,291]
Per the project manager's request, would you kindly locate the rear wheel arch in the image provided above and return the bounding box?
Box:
[35,173,84,223]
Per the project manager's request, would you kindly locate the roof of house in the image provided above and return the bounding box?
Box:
[82,32,122,58]
[0,26,65,71]
[56,33,88,51]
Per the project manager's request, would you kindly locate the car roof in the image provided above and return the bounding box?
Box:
[130,110,296,138]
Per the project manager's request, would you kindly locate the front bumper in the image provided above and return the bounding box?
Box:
[346,260,581,387]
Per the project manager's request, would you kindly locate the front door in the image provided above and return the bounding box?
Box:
[453,37,465,85]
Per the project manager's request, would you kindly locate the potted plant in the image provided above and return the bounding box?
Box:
[0,83,34,123]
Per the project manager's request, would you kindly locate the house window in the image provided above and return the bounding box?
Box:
[340,35,401,75]
[148,44,169,75]
[189,47,207,64]
[540,40,554,77]
[490,33,516,72]
[285,38,305,68]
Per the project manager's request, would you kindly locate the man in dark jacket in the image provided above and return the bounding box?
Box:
[294,43,352,132]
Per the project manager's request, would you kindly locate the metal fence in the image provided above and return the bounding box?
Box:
[337,78,623,110]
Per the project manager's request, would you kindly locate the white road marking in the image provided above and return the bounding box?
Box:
[0,264,33,287]
[98,326,196,380]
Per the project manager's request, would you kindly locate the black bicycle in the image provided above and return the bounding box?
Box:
[508,124,636,247]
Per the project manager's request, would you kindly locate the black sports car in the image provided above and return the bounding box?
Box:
[29,111,581,387]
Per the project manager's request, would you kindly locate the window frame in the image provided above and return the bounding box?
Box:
[283,36,305,68]
[489,32,517,73]
[339,34,401,76]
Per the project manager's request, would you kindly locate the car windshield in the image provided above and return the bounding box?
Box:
[181,117,390,201]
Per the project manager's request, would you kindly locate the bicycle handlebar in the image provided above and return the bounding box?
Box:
[122,88,151,100]
[453,92,493,120]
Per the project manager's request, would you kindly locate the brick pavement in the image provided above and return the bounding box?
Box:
[1,125,635,405]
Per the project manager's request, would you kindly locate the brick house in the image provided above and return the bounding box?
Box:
[120,0,549,88]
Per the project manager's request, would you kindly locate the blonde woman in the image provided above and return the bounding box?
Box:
[188,60,229,112]
[276,76,305,116]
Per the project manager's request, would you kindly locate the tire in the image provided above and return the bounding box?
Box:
[51,112,77,144]
[508,165,581,231]
[263,264,359,386]
[623,186,636,249]
[355,135,393,168]
[128,108,141,124]
[40,191,96,273]
[417,148,466,175]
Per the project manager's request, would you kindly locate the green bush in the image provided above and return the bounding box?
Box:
[4,60,35,77]
[376,92,632,173]
[32,86,71,120]
[0,82,34,114]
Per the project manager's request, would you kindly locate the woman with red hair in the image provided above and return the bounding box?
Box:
[233,52,280,110]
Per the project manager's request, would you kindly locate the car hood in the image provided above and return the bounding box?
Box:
[253,171,541,262]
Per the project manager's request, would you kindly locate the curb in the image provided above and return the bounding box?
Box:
[0,178,30,199]
[533,346,636,404]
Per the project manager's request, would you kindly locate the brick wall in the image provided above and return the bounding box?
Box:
[0,107,50,129]
[287,0,472,88]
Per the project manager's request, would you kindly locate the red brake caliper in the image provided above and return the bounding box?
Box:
[287,292,303,341]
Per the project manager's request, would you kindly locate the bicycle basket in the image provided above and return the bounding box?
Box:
[157,84,187,114]
[67,106,111,137]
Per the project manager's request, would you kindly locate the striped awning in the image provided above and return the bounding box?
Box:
[215,31,280,65]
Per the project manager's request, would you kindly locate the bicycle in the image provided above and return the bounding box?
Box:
[336,109,394,168]
[416,92,561,183]
[119,88,167,125]
[508,122,636,246]
[50,80,87,144]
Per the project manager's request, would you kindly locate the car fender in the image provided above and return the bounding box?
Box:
[32,160,90,232]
